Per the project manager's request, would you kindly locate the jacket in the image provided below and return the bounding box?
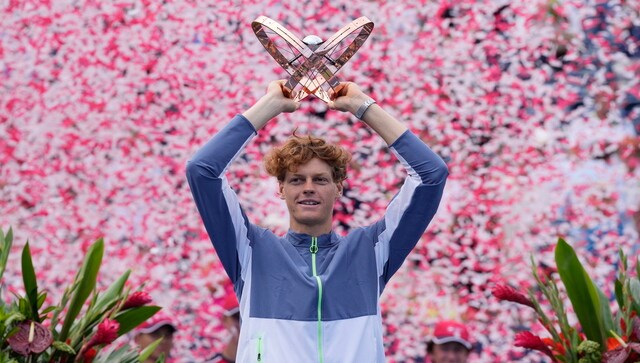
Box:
[186,114,448,362]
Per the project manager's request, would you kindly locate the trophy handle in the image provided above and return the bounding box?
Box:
[316,17,374,73]
[251,16,324,101]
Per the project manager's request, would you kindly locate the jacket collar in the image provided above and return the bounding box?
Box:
[286,230,338,248]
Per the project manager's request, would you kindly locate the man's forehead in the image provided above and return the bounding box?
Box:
[288,159,332,174]
[288,170,331,177]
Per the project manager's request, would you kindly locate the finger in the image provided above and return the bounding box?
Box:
[268,80,287,92]
[331,83,349,99]
[280,83,293,99]
[329,86,340,101]
[281,87,291,99]
[338,82,350,97]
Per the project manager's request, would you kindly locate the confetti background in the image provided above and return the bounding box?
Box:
[2,0,639,361]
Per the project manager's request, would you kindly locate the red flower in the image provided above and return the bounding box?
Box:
[83,347,97,363]
[122,291,152,310]
[603,329,640,362]
[607,336,624,351]
[603,343,640,363]
[492,283,535,309]
[514,331,557,362]
[542,337,566,356]
[86,319,119,349]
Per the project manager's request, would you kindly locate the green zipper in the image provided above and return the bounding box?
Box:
[257,335,263,362]
[310,237,324,363]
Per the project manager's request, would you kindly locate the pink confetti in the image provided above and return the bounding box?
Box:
[1,1,639,361]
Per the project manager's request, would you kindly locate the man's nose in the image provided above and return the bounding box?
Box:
[303,179,316,192]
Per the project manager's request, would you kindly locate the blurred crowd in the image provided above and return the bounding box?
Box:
[1,0,639,361]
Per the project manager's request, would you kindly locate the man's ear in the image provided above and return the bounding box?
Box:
[278,182,285,199]
[336,183,343,198]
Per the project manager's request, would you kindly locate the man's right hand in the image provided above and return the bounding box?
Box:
[266,80,300,114]
[242,80,300,130]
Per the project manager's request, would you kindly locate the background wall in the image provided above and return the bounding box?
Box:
[2,0,639,361]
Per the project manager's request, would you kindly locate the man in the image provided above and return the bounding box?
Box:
[207,293,241,363]
[134,313,177,362]
[426,320,473,363]
[187,80,448,362]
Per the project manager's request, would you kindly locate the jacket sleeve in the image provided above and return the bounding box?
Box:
[185,114,258,285]
[372,129,449,286]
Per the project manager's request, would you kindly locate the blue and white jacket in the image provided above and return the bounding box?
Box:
[186,115,448,363]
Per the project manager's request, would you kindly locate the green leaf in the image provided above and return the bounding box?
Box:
[618,249,627,273]
[633,301,640,317]
[614,279,624,310]
[93,345,140,363]
[555,238,610,349]
[48,280,79,337]
[596,287,614,333]
[59,238,104,342]
[40,305,57,316]
[37,291,47,309]
[18,297,29,317]
[4,311,25,327]
[139,337,164,362]
[114,305,161,336]
[6,325,19,339]
[21,242,39,321]
[91,270,131,315]
[0,350,19,363]
[68,271,130,348]
[52,340,76,354]
[0,227,13,282]
[630,279,640,307]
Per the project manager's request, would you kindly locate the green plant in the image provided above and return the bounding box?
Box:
[0,227,165,362]
[493,238,640,362]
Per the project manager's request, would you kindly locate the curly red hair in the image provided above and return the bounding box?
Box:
[264,133,351,183]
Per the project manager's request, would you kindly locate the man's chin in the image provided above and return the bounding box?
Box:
[294,216,330,227]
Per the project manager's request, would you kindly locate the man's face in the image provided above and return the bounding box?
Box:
[429,343,470,363]
[279,158,342,234]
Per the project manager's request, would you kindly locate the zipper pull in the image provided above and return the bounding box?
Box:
[310,237,318,253]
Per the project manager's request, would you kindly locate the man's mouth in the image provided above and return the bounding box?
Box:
[298,200,320,205]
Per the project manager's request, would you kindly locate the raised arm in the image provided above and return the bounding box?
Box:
[329,82,449,285]
[186,80,298,284]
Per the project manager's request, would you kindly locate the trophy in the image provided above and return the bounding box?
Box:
[252,16,374,103]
